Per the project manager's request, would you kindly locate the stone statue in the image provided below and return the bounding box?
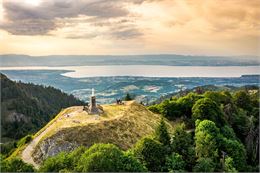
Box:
[88,88,103,115]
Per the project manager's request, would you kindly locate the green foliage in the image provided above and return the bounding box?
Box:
[0,141,17,158]
[39,152,71,172]
[192,98,225,126]
[147,105,160,114]
[195,120,219,159]
[124,93,133,101]
[159,100,181,119]
[233,90,252,111]
[176,92,203,118]
[1,73,85,140]
[193,157,215,172]
[120,152,148,172]
[165,153,186,172]
[218,136,247,171]
[67,146,87,169]
[204,91,232,105]
[155,118,171,147]
[220,125,237,140]
[133,137,166,172]
[171,123,195,170]
[1,157,34,172]
[76,143,146,172]
[224,157,237,172]
[17,135,32,147]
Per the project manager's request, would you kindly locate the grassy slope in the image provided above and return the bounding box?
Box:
[29,101,172,163]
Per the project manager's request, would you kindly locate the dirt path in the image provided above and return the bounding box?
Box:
[20,103,131,169]
[21,118,59,169]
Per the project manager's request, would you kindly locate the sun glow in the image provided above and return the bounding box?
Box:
[25,0,42,6]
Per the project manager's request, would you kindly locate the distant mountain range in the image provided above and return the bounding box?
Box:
[0,54,259,67]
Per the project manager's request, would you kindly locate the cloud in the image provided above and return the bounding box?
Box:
[0,0,142,38]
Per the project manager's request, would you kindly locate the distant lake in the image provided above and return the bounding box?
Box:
[0,65,259,78]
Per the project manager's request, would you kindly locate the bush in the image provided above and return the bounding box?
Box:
[176,93,203,118]
[133,137,166,172]
[233,90,252,111]
[193,157,215,172]
[148,105,160,114]
[195,120,219,160]
[155,118,171,147]
[171,123,195,170]
[124,93,133,101]
[165,153,186,172]
[218,137,247,171]
[76,143,146,172]
[1,157,34,172]
[39,152,71,172]
[192,98,225,126]
[224,156,237,172]
[17,135,32,147]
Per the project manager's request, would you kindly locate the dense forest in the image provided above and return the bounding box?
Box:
[0,73,85,142]
[1,85,258,172]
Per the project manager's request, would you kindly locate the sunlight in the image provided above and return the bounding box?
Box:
[25,0,42,6]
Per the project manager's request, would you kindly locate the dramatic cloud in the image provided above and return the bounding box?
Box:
[0,0,259,56]
[1,0,141,38]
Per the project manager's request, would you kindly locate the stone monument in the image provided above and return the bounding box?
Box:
[88,88,103,115]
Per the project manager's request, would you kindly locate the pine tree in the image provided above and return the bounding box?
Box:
[124,93,132,101]
[155,118,171,147]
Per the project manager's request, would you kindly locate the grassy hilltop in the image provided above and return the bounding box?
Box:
[20,101,171,166]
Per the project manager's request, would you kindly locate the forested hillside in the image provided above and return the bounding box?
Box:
[148,88,259,171]
[1,75,259,172]
[1,73,85,141]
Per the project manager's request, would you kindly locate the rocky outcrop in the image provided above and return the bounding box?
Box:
[32,135,79,164]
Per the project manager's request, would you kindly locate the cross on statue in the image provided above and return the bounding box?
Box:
[92,88,95,96]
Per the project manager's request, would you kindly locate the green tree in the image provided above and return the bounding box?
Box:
[68,146,87,169]
[120,152,148,172]
[171,123,195,170]
[193,157,215,172]
[233,90,252,111]
[133,137,166,172]
[218,136,247,171]
[148,105,160,114]
[39,152,71,172]
[204,91,232,105]
[124,93,133,101]
[176,92,203,118]
[220,125,237,140]
[224,156,237,172]
[158,100,181,119]
[165,153,186,172]
[195,120,219,160]
[76,143,146,172]
[192,98,225,126]
[1,158,34,172]
[155,118,171,147]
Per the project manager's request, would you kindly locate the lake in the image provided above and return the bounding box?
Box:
[0,65,259,78]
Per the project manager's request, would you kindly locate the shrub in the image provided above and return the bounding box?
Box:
[165,153,186,172]
[1,157,34,172]
[133,137,166,171]
[193,157,215,172]
[192,98,225,126]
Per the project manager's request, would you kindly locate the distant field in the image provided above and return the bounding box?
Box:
[1,70,259,104]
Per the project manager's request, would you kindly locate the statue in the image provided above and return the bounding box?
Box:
[87,88,104,115]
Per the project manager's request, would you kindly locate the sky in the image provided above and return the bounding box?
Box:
[0,0,259,56]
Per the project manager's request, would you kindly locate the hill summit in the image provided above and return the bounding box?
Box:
[21,101,169,168]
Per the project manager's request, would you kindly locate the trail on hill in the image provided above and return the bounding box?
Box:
[21,117,58,168]
[21,101,163,169]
